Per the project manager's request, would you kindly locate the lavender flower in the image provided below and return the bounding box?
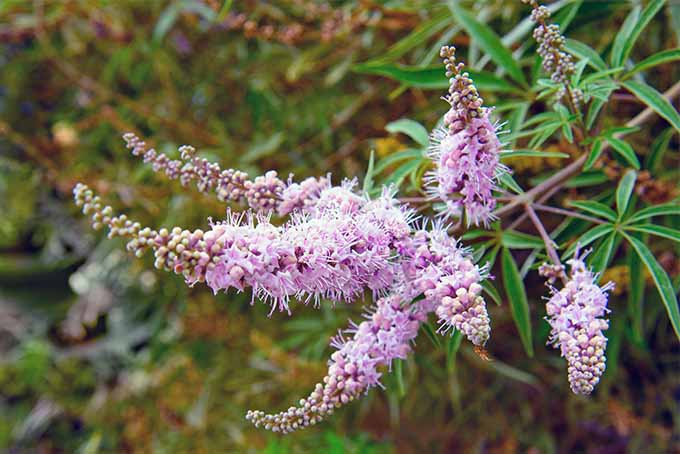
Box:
[405,225,491,346]
[277,175,330,216]
[426,46,507,227]
[545,252,614,395]
[246,294,428,433]
[74,181,413,314]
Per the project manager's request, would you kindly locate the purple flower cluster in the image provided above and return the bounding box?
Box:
[545,252,613,395]
[400,225,491,346]
[246,293,427,433]
[426,47,506,227]
[74,180,414,314]
[427,113,505,227]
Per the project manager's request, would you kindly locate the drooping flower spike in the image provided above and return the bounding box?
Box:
[246,223,492,433]
[544,250,614,395]
[426,46,508,227]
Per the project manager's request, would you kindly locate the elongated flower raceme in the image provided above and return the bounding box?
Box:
[246,294,428,433]
[545,252,614,395]
[426,46,507,227]
[73,180,413,314]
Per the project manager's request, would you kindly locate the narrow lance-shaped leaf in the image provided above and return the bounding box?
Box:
[564,224,613,257]
[616,169,637,217]
[626,203,680,224]
[607,136,640,170]
[625,48,680,79]
[623,233,680,341]
[627,249,645,345]
[625,225,680,243]
[588,232,618,277]
[619,0,666,66]
[623,80,680,132]
[447,2,528,86]
[610,6,641,66]
[568,200,618,222]
[501,248,534,357]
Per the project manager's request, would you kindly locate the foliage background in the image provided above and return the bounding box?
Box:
[1,1,679,453]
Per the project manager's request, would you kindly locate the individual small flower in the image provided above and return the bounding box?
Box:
[426,46,507,227]
[277,175,330,216]
[246,294,427,433]
[545,251,614,395]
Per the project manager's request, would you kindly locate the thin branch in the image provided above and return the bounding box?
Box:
[494,80,680,219]
[532,203,607,225]
[524,203,566,284]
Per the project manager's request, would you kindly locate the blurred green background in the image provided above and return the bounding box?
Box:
[1,1,679,453]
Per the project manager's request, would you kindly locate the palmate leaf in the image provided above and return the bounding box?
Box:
[447,2,528,87]
[564,223,614,257]
[609,5,641,67]
[623,233,680,341]
[501,248,533,357]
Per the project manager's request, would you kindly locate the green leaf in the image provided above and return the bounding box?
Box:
[625,225,680,243]
[589,232,618,277]
[384,160,421,188]
[564,224,614,257]
[446,330,464,371]
[620,0,666,66]
[583,138,604,171]
[481,280,502,306]
[363,150,375,194]
[627,249,645,345]
[627,203,680,224]
[625,48,680,79]
[623,233,680,341]
[501,248,534,357]
[565,39,607,71]
[394,359,406,397]
[502,231,545,249]
[498,172,524,194]
[362,12,450,66]
[354,64,447,89]
[607,136,640,169]
[645,128,674,172]
[610,5,641,66]
[385,119,430,147]
[500,150,569,160]
[375,148,424,174]
[421,322,442,349]
[616,169,637,217]
[568,200,617,222]
[447,2,528,86]
[623,80,680,132]
[586,98,606,130]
